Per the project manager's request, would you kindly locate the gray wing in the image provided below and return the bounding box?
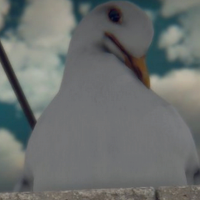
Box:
[13,98,56,192]
[13,176,33,192]
[168,105,200,185]
[194,170,200,185]
[13,160,33,192]
[13,104,50,192]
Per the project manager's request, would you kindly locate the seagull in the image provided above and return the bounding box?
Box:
[14,1,200,192]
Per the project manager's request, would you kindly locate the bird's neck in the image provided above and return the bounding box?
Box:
[60,43,145,96]
[68,34,103,57]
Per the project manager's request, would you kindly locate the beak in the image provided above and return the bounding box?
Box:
[104,32,150,89]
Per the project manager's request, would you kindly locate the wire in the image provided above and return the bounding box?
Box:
[0,40,36,129]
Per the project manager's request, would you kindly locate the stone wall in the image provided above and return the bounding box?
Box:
[0,186,200,200]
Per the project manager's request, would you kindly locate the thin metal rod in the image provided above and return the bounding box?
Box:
[0,40,36,129]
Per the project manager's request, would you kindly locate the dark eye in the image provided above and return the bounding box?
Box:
[108,8,122,23]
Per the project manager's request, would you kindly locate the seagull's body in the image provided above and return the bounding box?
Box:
[14,1,200,192]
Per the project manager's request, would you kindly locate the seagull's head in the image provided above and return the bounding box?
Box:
[69,1,154,89]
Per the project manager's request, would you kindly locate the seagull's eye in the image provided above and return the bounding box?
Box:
[108,8,122,23]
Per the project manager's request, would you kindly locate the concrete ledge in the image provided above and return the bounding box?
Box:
[0,186,200,200]
[156,186,200,200]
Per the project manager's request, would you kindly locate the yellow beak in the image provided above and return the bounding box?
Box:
[124,55,150,89]
[104,32,150,89]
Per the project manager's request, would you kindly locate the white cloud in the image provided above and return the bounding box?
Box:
[79,2,91,16]
[159,5,200,64]
[178,7,200,63]
[144,10,157,22]
[0,0,76,118]
[160,0,200,17]
[0,0,10,30]
[158,25,190,62]
[159,25,184,48]
[151,68,200,150]
[0,38,64,118]
[0,129,25,192]
[18,0,76,55]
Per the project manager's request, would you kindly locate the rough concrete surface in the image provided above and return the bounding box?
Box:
[0,187,155,200]
[156,185,200,200]
[1,186,200,200]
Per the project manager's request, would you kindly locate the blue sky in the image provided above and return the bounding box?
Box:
[0,0,200,192]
